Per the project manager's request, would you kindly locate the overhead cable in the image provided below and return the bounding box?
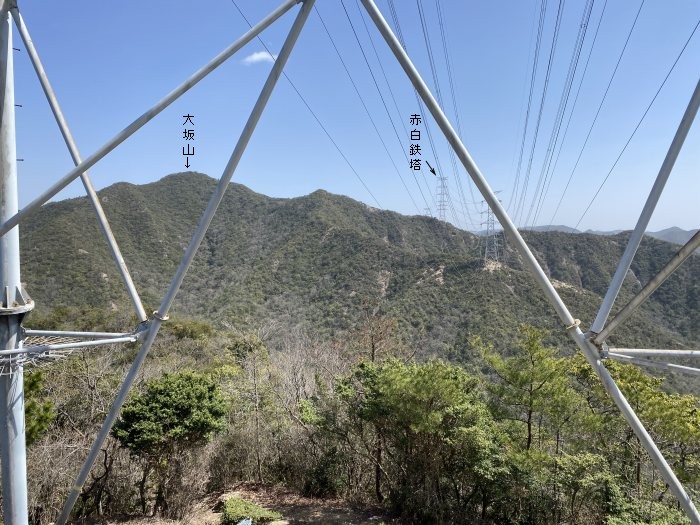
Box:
[435,0,478,226]
[508,0,548,214]
[548,0,646,225]
[527,0,595,227]
[314,5,421,213]
[387,0,471,229]
[415,0,473,229]
[337,0,434,213]
[513,0,566,225]
[539,0,609,231]
[229,0,382,207]
[352,0,438,212]
[574,18,699,229]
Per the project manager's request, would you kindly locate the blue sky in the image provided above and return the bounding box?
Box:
[10,0,700,232]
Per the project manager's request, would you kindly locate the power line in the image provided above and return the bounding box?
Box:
[415,0,473,229]
[539,0,609,231]
[314,5,421,213]
[527,0,595,227]
[338,0,433,213]
[548,0,645,226]
[508,0,548,214]
[574,18,699,229]
[435,0,478,226]
[386,0,461,227]
[352,0,438,212]
[414,0,451,222]
[360,2,472,230]
[403,0,454,222]
[228,0,381,208]
[513,0,566,225]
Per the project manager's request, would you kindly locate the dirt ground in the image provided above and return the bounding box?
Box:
[112,484,388,525]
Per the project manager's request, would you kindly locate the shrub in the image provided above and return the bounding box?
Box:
[169,318,214,340]
[302,449,344,497]
[113,371,227,459]
[220,497,282,525]
[25,371,54,446]
[113,371,227,516]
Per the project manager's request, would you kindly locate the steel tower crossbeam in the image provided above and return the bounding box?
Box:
[56,0,316,523]
[607,353,700,377]
[10,9,148,322]
[358,0,700,522]
[590,78,700,335]
[0,334,140,357]
[610,348,700,358]
[594,229,700,345]
[0,0,301,239]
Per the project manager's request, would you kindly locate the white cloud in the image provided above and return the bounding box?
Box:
[242,51,277,65]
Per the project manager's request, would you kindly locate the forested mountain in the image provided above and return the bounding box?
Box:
[18,172,700,524]
[20,172,698,355]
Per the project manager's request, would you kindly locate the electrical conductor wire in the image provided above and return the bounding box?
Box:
[228,0,382,208]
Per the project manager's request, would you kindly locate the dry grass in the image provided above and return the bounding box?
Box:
[105,483,387,525]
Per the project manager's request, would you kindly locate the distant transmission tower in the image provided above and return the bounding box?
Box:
[436,174,448,221]
[481,191,502,262]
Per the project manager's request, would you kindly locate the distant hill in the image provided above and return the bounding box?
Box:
[517,225,581,234]
[519,225,698,246]
[585,229,623,236]
[647,226,699,246]
[19,173,698,358]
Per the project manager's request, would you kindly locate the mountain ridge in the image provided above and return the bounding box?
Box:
[496,225,698,245]
[19,172,698,357]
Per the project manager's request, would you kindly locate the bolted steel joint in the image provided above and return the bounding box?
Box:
[584,330,608,358]
[0,284,33,316]
[0,0,18,14]
[152,310,170,322]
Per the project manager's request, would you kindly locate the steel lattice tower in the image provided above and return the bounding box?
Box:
[436,174,448,221]
[481,191,502,262]
[0,1,698,524]
[481,203,500,262]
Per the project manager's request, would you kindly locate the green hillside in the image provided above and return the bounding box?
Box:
[17,172,700,524]
[20,172,698,354]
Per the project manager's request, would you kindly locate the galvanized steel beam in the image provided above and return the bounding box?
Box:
[0,8,28,524]
[56,1,316,523]
[594,230,700,344]
[608,348,700,358]
[358,1,700,522]
[23,329,135,339]
[0,335,138,356]
[0,0,300,239]
[11,8,148,322]
[591,79,700,335]
[607,352,700,377]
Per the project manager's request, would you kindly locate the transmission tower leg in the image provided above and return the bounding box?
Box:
[11,8,148,322]
[56,1,317,523]
[591,78,700,334]
[595,230,700,344]
[0,8,29,525]
[359,1,700,522]
[0,0,300,239]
